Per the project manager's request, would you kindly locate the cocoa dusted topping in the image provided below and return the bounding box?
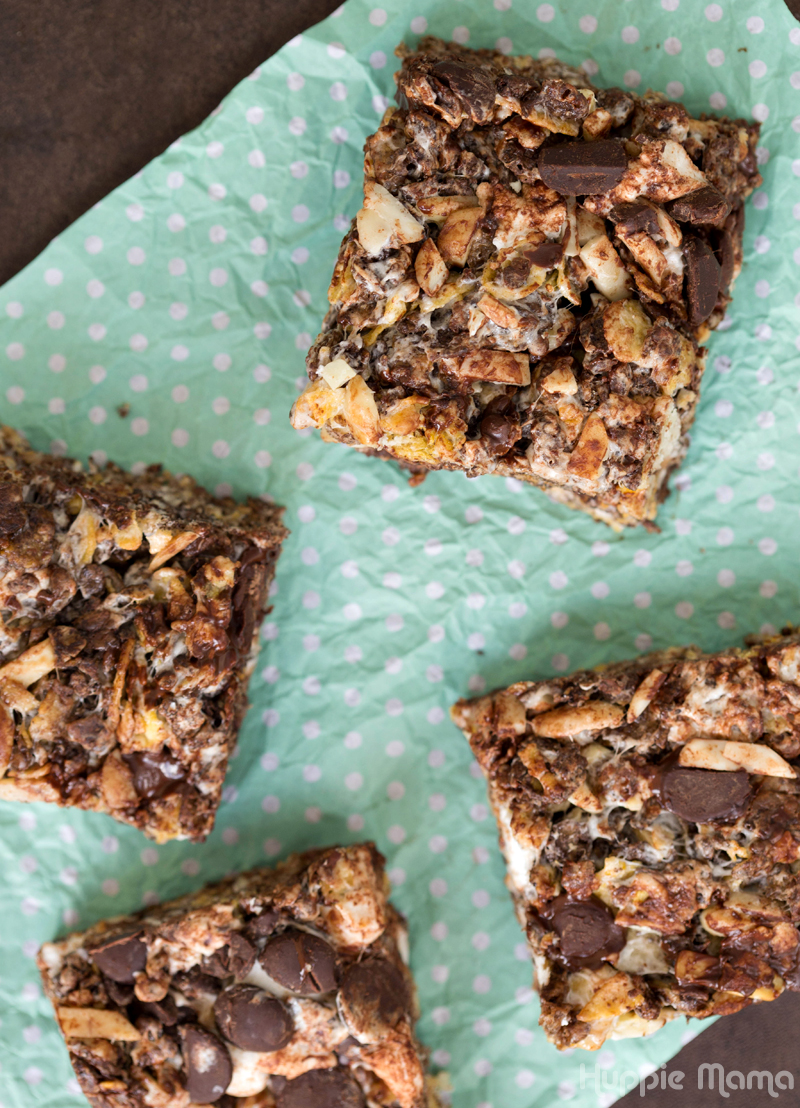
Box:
[179,1025,232,1103]
[667,186,732,227]
[452,630,800,1051]
[87,930,147,983]
[684,237,722,325]
[260,929,339,994]
[276,1067,366,1108]
[291,37,761,528]
[538,139,628,195]
[213,984,294,1052]
[38,844,438,1108]
[0,425,286,843]
[662,766,751,823]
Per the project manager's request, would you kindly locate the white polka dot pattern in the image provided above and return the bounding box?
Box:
[0,0,798,1105]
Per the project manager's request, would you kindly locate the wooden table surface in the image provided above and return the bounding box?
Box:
[1,2,800,1105]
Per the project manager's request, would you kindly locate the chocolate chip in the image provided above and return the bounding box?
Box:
[260,930,338,995]
[662,767,751,823]
[338,958,410,1040]
[124,748,186,800]
[88,930,147,983]
[275,1068,365,1108]
[538,140,627,195]
[551,899,625,962]
[499,242,561,290]
[609,201,660,238]
[684,237,721,325]
[179,1025,232,1104]
[480,395,521,456]
[213,984,294,1052]
[430,60,496,124]
[667,186,732,227]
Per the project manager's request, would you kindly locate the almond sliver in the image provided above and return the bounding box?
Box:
[57,1006,141,1041]
[679,738,796,778]
[722,741,796,779]
[678,738,740,772]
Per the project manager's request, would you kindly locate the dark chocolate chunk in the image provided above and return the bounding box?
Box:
[667,186,732,227]
[172,967,220,999]
[214,984,294,1052]
[179,1025,232,1104]
[338,958,410,1039]
[527,241,564,269]
[718,228,735,292]
[336,1034,361,1063]
[227,932,256,979]
[49,625,88,665]
[124,748,186,800]
[430,60,496,124]
[245,909,279,941]
[66,714,110,749]
[88,930,147,984]
[104,978,135,1006]
[203,933,256,980]
[140,994,181,1026]
[684,237,722,325]
[480,395,521,456]
[260,929,338,995]
[609,201,660,238]
[662,767,751,823]
[551,899,625,963]
[275,1067,366,1108]
[538,139,627,195]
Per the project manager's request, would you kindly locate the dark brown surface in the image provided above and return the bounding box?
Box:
[618,989,800,1107]
[0,0,341,287]
[2,1,799,1103]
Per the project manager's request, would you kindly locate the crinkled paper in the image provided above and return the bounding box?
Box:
[1,0,799,1104]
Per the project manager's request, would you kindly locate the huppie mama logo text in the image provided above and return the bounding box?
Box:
[580,1061,795,1099]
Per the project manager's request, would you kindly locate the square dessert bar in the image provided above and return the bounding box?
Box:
[452,631,800,1049]
[38,843,442,1108]
[0,426,286,841]
[291,37,761,528]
